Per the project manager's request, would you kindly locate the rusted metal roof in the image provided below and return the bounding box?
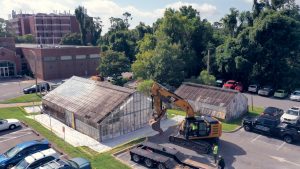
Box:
[43,76,135,124]
[175,82,238,108]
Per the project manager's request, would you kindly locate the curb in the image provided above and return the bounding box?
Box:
[222,126,243,133]
[113,144,136,157]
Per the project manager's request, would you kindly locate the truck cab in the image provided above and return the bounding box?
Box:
[243,115,300,143]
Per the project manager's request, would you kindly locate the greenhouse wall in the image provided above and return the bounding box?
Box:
[99,92,152,141]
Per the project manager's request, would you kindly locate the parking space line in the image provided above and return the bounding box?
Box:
[130,162,139,168]
[0,132,32,143]
[276,142,286,151]
[251,135,261,143]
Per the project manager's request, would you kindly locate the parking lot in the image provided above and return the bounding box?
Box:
[221,128,300,169]
[115,125,300,169]
[0,124,43,154]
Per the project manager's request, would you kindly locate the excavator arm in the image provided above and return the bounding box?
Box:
[149,82,196,133]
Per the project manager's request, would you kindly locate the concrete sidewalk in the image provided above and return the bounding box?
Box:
[0,102,42,108]
[31,114,184,153]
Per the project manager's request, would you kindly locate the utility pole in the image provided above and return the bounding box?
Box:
[29,50,38,96]
[207,49,210,74]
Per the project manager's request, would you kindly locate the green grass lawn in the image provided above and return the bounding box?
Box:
[0,107,143,169]
[0,94,42,104]
[167,107,264,132]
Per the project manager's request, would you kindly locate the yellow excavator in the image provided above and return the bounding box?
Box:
[149,82,222,153]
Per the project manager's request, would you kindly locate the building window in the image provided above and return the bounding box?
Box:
[89,54,100,59]
[60,56,72,60]
[76,55,86,60]
[44,57,56,61]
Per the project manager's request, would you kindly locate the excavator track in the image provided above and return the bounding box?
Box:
[169,134,212,154]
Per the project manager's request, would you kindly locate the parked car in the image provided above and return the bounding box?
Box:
[0,119,21,131]
[215,79,225,88]
[258,86,274,96]
[234,82,244,92]
[39,157,91,169]
[274,89,288,98]
[290,90,300,101]
[23,82,50,94]
[281,107,300,124]
[242,115,300,143]
[0,139,50,168]
[12,148,59,169]
[262,107,284,117]
[223,80,236,89]
[248,84,260,93]
[223,80,243,92]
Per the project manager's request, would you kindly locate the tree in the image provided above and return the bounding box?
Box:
[90,17,103,46]
[0,18,14,37]
[137,79,154,96]
[98,50,130,77]
[75,6,88,45]
[198,70,216,85]
[221,8,239,37]
[60,33,81,45]
[15,34,35,43]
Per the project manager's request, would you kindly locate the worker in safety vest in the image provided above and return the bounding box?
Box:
[190,122,198,136]
[213,144,219,164]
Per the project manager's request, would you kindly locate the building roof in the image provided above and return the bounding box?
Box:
[43,76,135,125]
[175,82,239,108]
[16,43,97,49]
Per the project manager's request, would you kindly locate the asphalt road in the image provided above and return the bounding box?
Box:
[0,79,36,101]
[244,93,299,110]
[116,127,300,169]
[221,129,300,169]
[0,124,42,153]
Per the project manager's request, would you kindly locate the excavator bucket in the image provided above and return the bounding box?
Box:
[149,118,163,134]
[149,108,166,134]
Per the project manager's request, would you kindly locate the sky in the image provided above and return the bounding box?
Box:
[0,0,299,33]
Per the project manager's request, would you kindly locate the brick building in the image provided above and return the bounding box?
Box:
[16,44,100,80]
[0,37,21,78]
[9,11,80,44]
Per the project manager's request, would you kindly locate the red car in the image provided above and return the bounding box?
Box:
[223,80,243,92]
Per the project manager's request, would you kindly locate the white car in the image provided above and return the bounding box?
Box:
[0,119,21,131]
[12,148,59,169]
[290,90,300,101]
[281,107,300,124]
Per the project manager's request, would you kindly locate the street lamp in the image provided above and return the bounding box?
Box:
[29,50,38,96]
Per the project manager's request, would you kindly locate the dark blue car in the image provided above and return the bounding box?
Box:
[0,139,50,168]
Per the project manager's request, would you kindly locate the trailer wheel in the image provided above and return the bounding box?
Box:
[144,158,153,168]
[283,135,293,144]
[132,154,141,163]
[158,163,166,169]
[244,125,251,132]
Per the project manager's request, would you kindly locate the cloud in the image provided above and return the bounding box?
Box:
[243,0,253,4]
[165,1,217,15]
[0,0,218,34]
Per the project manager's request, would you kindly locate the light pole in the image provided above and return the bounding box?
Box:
[29,50,38,96]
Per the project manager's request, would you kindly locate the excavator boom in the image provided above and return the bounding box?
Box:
[149,82,195,133]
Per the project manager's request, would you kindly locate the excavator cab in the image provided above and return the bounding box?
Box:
[182,117,211,139]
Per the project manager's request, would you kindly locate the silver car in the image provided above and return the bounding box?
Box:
[0,119,21,131]
[290,90,300,101]
[248,84,260,93]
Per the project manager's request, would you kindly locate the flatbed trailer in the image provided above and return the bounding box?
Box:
[169,134,214,154]
[130,142,216,169]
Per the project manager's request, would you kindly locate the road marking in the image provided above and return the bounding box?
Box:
[116,153,128,158]
[0,132,32,143]
[130,162,139,168]
[251,135,261,143]
[270,156,300,167]
[276,142,286,151]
